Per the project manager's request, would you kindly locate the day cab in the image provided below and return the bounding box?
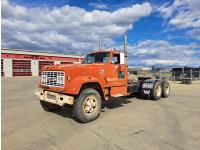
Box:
[35,50,170,123]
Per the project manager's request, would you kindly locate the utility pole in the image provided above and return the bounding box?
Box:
[182,66,184,79]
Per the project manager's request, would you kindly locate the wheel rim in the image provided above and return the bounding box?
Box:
[83,96,98,115]
[156,85,161,97]
[165,85,170,95]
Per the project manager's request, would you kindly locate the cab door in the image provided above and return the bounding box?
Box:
[105,53,128,96]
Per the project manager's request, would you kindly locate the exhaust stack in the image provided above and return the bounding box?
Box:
[124,35,127,64]
[99,41,102,51]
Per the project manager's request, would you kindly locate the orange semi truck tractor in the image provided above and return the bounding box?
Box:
[35,36,170,123]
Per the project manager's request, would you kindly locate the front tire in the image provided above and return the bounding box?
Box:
[40,100,61,111]
[151,81,162,100]
[73,88,102,123]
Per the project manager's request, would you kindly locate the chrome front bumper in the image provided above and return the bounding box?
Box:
[35,88,74,106]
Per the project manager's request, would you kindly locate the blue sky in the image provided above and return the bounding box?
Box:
[1,0,200,67]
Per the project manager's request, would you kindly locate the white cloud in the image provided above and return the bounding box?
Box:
[158,0,200,27]
[125,40,200,66]
[1,0,152,54]
[157,0,200,40]
[89,2,108,10]
[186,28,200,40]
[157,3,174,19]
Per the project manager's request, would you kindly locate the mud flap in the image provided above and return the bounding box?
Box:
[141,79,158,98]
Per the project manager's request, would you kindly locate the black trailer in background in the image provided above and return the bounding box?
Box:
[172,67,200,80]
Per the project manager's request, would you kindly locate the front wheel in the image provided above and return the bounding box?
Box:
[73,88,102,123]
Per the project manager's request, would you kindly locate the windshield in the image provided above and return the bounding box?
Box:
[83,52,110,64]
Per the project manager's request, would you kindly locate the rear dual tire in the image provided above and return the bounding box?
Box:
[161,80,170,98]
[151,81,162,100]
[151,80,170,100]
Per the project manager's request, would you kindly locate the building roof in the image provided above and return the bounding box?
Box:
[172,67,199,69]
[1,48,84,58]
[128,66,152,70]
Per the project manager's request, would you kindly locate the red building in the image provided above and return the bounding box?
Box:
[1,48,84,77]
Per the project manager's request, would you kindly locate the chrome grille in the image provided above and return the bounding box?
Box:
[41,71,65,88]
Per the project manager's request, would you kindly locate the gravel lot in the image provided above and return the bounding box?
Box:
[2,77,200,150]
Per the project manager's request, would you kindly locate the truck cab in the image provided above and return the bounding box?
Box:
[82,50,129,97]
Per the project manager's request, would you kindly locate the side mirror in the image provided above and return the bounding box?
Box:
[120,52,125,64]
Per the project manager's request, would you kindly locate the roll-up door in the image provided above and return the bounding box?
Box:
[13,60,32,76]
[39,61,54,76]
[1,59,4,76]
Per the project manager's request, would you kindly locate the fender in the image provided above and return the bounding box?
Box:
[66,76,103,95]
[140,79,159,96]
[142,79,159,89]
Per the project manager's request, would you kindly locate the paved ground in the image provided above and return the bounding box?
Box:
[2,77,200,150]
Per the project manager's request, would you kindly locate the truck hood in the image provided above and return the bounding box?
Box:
[42,63,106,79]
[43,63,105,71]
[40,63,107,94]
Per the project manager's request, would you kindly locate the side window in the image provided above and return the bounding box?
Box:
[112,54,120,64]
[86,56,95,63]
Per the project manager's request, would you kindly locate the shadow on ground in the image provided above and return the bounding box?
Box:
[51,106,74,119]
[50,95,152,119]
